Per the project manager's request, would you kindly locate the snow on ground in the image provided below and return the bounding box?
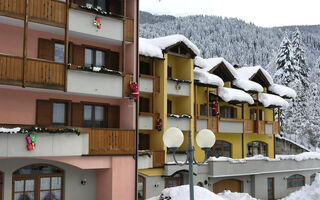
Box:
[281,173,320,200]
[218,190,258,200]
[276,152,320,161]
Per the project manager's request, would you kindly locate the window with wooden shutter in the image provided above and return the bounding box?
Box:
[38,39,54,61]
[36,100,53,126]
[139,134,150,150]
[72,45,85,66]
[109,51,120,71]
[107,105,120,128]
[71,103,84,127]
[139,97,150,113]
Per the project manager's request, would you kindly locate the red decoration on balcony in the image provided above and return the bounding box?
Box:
[129,82,139,100]
[26,134,36,151]
[212,101,219,116]
[94,17,102,29]
[156,118,162,131]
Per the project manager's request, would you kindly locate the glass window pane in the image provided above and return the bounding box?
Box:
[84,105,93,127]
[52,190,61,200]
[25,192,34,200]
[85,48,93,67]
[53,103,66,125]
[14,193,25,200]
[54,43,65,63]
[25,180,34,191]
[41,178,50,190]
[96,51,105,67]
[40,191,51,200]
[51,177,61,189]
[14,180,24,192]
[95,106,104,128]
[96,0,106,10]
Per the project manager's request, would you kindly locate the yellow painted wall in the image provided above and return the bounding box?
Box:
[168,54,192,80]
[243,133,274,158]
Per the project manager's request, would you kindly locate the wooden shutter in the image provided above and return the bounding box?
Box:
[36,100,53,125]
[109,51,120,71]
[72,45,85,66]
[104,50,110,68]
[38,38,54,61]
[71,103,83,127]
[108,105,120,128]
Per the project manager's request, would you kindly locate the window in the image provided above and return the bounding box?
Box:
[54,43,65,63]
[85,48,93,67]
[96,50,105,67]
[139,97,150,113]
[310,173,316,185]
[268,178,274,200]
[247,141,267,157]
[287,174,305,188]
[167,66,172,78]
[250,109,264,120]
[84,104,106,128]
[165,173,183,188]
[139,134,150,150]
[200,104,207,116]
[140,62,152,75]
[167,100,172,114]
[212,141,231,158]
[220,106,237,118]
[53,103,66,125]
[13,164,63,200]
[138,176,145,200]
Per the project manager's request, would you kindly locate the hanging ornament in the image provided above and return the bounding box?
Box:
[176,82,181,90]
[156,118,162,131]
[212,101,219,116]
[26,134,36,151]
[129,82,139,100]
[94,17,102,29]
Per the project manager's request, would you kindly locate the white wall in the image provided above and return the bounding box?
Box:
[0,158,96,200]
[219,120,243,133]
[138,154,153,169]
[167,117,190,131]
[265,123,273,134]
[69,9,123,42]
[139,78,154,93]
[197,119,208,131]
[67,70,123,98]
[0,133,89,157]
[167,80,190,96]
[139,116,153,130]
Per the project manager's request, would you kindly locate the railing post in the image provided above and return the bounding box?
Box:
[22,0,29,88]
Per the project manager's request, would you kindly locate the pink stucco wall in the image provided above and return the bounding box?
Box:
[0,87,134,129]
[96,156,135,200]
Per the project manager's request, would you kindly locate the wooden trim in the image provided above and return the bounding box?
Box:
[64,0,70,92]
[140,74,154,79]
[256,94,260,133]
[194,85,198,131]
[219,118,244,122]
[206,87,209,118]
[22,0,29,88]
[139,112,155,117]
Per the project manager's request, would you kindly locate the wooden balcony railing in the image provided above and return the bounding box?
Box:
[0,0,67,28]
[273,121,280,134]
[153,150,165,168]
[207,117,218,133]
[25,58,65,90]
[244,120,255,133]
[86,128,135,155]
[125,18,134,42]
[0,54,23,86]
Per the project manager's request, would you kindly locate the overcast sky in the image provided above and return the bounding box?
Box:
[140,0,320,28]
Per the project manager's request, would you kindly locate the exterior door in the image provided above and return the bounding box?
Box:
[268,177,274,200]
[213,179,241,194]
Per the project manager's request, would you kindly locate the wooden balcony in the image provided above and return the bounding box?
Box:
[207,117,218,133]
[244,120,256,133]
[153,150,165,168]
[0,0,67,28]
[84,128,135,155]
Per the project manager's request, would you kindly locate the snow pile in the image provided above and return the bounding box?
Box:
[216,87,254,104]
[218,190,258,200]
[139,38,164,59]
[139,35,200,59]
[194,57,238,78]
[276,152,320,162]
[232,79,263,93]
[209,155,279,164]
[258,93,289,108]
[236,66,273,85]
[0,127,21,133]
[194,67,224,87]
[268,84,297,99]
[281,173,320,200]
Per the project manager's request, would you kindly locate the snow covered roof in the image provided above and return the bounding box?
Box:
[139,35,200,59]
[258,93,289,108]
[268,84,297,99]
[236,66,273,85]
[232,79,263,93]
[194,67,224,87]
[212,87,254,104]
[194,57,238,78]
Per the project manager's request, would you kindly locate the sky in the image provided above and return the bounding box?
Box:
[140,0,320,28]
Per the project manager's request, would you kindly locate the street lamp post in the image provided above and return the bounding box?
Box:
[163,128,216,200]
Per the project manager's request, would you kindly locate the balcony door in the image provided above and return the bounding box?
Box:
[0,171,3,200]
[12,164,63,200]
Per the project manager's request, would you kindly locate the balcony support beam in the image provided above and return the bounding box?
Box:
[64,0,70,92]
[22,0,29,88]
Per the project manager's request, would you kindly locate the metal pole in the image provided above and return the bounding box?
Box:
[187,130,194,200]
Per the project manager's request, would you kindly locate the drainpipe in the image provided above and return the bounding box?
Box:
[135,1,140,200]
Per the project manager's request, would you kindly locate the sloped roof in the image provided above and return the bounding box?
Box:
[236,66,274,86]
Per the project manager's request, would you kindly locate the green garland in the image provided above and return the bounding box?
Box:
[138,152,152,158]
[79,5,123,19]
[0,127,80,136]
[168,77,192,84]
[75,65,122,76]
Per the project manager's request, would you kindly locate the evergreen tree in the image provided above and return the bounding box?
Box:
[292,28,310,88]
